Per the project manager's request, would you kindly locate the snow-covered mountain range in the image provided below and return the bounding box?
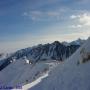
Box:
[31,37,90,90]
[0,38,87,90]
[0,40,82,71]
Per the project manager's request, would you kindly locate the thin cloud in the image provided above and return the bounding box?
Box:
[70,15,80,19]
[69,25,82,28]
[23,10,61,21]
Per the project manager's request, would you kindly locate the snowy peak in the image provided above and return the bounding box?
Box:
[52,41,61,45]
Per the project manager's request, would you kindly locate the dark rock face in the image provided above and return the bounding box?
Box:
[0,41,80,71]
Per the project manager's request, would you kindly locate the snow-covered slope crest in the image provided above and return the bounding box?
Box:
[31,37,90,90]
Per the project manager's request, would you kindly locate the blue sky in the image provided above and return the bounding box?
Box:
[0,0,90,52]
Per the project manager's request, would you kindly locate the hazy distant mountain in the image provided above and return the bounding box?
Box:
[70,38,86,45]
[62,38,86,46]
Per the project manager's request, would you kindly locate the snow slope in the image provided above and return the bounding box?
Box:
[0,58,59,89]
[31,38,90,90]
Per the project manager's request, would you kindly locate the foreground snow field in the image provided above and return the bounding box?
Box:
[0,58,59,89]
[30,38,90,90]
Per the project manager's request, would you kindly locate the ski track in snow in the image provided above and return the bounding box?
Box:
[22,73,48,90]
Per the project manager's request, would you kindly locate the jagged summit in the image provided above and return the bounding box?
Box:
[52,41,61,44]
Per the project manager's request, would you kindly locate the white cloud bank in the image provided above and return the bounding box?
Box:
[70,13,90,28]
